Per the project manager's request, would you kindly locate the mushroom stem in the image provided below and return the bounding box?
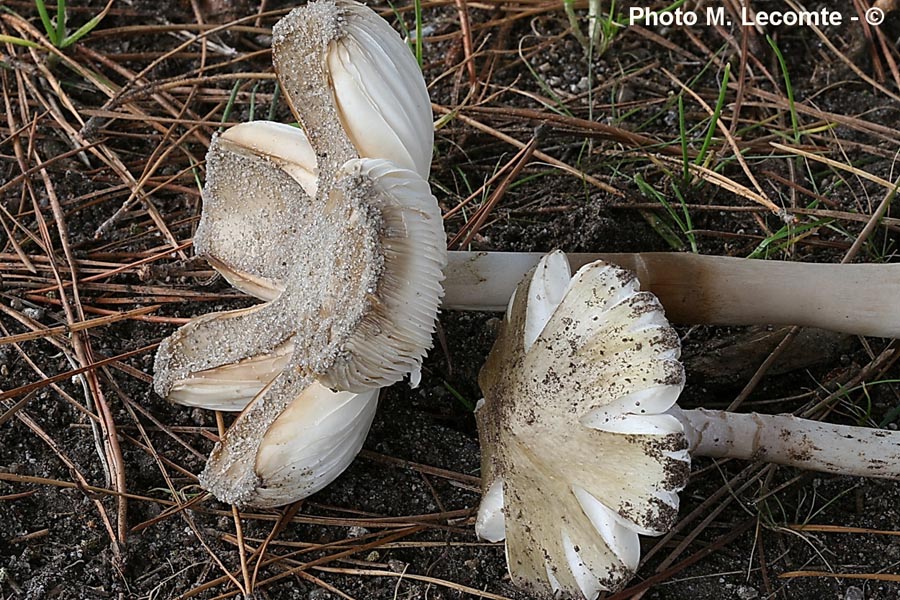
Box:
[673,407,900,479]
[444,251,900,337]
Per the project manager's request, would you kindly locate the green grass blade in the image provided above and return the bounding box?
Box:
[33,0,59,46]
[767,35,800,143]
[518,39,573,117]
[564,0,588,50]
[220,80,242,132]
[635,173,689,250]
[267,82,281,121]
[60,13,105,47]
[248,81,261,121]
[677,94,689,182]
[670,183,697,253]
[191,164,203,192]
[385,0,418,64]
[640,209,685,250]
[60,0,112,48]
[746,218,832,259]
[694,62,730,167]
[442,380,474,411]
[587,0,599,46]
[0,34,41,48]
[55,0,66,48]
[413,0,423,68]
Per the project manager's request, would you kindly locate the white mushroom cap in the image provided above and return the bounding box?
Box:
[193,124,315,302]
[475,250,690,598]
[273,0,434,179]
[188,121,318,300]
[158,0,444,400]
[200,376,379,507]
[154,150,444,504]
[254,383,378,505]
[153,302,293,402]
[218,120,319,197]
[474,477,506,542]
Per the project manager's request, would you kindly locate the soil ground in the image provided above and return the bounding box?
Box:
[1,0,900,599]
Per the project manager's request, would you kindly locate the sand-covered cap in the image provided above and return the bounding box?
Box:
[191,121,316,302]
[152,130,445,509]
[154,0,445,399]
[166,338,294,411]
[272,0,433,179]
[475,251,690,598]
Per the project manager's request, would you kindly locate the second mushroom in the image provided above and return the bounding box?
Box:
[475,250,900,599]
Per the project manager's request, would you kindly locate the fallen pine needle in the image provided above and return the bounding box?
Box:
[779,571,900,582]
[787,524,900,536]
[311,566,514,600]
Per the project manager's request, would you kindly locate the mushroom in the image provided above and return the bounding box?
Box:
[475,250,900,598]
[202,378,380,507]
[153,0,445,507]
[154,133,446,394]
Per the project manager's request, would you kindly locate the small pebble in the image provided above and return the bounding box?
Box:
[845,586,864,600]
[736,585,758,600]
[388,559,407,573]
[23,308,44,320]
[347,526,369,538]
[484,317,502,337]
[574,76,590,92]
[191,408,208,425]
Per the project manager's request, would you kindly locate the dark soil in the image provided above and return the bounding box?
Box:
[2,0,900,599]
